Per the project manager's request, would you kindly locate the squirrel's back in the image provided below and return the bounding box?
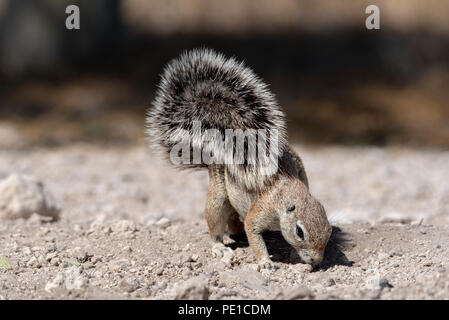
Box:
[146,48,287,190]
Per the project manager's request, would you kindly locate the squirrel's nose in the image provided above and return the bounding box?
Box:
[310,256,323,266]
[301,250,323,266]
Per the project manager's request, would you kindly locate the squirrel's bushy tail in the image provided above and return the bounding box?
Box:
[146,48,286,190]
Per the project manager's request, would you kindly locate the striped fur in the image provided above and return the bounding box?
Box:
[146,48,286,190]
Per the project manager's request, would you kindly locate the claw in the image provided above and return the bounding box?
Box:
[211,243,233,258]
[259,258,279,270]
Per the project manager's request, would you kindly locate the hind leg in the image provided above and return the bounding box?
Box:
[205,166,234,257]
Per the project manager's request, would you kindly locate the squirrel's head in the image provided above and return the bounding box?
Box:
[278,178,332,266]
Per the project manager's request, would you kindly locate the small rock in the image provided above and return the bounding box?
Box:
[172,252,194,265]
[26,256,41,268]
[91,255,103,264]
[111,220,137,233]
[155,217,171,228]
[367,289,382,299]
[282,285,314,300]
[50,257,60,266]
[119,279,137,293]
[45,244,57,254]
[31,246,44,253]
[182,269,192,279]
[37,255,46,266]
[69,276,88,290]
[389,247,404,257]
[155,267,164,276]
[145,219,157,226]
[22,247,32,256]
[0,174,60,220]
[203,262,227,274]
[326,278,336,287]
[88,214,107,232]
[67,247,88,262]
[220,251,234,265]
[219,270,267,290]
[214,290,239,299]
[379,278,393,289]
[45,273,64,292]
[64,266,88,290]
[171,276,209,300]
[378,252,389,261]
[102,226,112,235]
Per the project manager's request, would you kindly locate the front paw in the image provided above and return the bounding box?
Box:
[258,258,279,270]
[211,243,233,258]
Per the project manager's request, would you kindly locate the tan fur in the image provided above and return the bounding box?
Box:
[205,145,332,269]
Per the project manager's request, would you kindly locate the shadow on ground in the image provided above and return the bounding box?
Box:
[228,225,354,269]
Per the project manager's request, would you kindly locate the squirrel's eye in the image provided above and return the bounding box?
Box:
[296,225,304,240]
[287,205,295,212]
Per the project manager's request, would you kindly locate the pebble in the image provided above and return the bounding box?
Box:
[155,217,171,228]
[67,247,89,262]
[50,257,60,266]
[326,278,336,287]
[0,174,60,220]
[111,220,137,233]
[191,254,199,262]
[379,278,393,289]
[220,251,234,265]
[155,267,164,276]
[119,279,137,293]
[282,285,314,300]
[378,252,389,261]
[45,252,58,262]
[182,269,192,279]
[389,247,404,257]
[171,276,209,300]
[91,255,103,264]
[22,247,32,256]
[218,270,267,290]
[26,257,41,268]
[45,273,65,292]
[367,289,381,299]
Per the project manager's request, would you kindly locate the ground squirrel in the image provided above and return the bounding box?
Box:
[147,48,331,269]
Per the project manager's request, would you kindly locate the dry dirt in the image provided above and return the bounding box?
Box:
[0,144,448,300]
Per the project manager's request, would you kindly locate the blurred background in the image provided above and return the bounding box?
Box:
[0,0,448,149]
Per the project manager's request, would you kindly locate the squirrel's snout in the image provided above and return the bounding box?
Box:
[299,249,324,266]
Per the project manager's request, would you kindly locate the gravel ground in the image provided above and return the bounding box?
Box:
[0,144,448,299]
